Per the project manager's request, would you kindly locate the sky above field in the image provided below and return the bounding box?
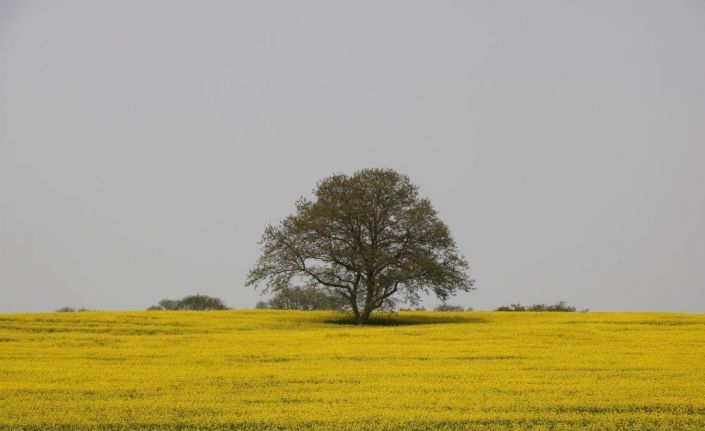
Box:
[1,0,704,313]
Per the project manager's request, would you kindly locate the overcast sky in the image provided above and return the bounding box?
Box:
[1,0,704,313]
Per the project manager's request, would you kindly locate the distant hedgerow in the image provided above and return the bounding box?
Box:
[56,306,92,312]
[148,295,229,311]
[495,301,586,312]
[434,303,466,312]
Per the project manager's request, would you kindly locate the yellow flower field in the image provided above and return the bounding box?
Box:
[0,311,703,430]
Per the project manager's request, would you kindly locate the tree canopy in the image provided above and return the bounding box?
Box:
[246,169,474,324]
[148,295,229,311]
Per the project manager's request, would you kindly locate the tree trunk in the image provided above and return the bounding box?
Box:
[358,277,375,324]
[352,307,361,323]
[351,301,373,325]
[351,298,361,324]
[360,307,373,325]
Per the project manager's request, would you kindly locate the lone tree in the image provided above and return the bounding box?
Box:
[246,168,474,324]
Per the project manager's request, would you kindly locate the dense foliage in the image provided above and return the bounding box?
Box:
[247,169,474,324]
[55,306,91,312]
[495,301,582,312]
[147,294,228,311]
[433,303,466,312]
[256,286,348,311]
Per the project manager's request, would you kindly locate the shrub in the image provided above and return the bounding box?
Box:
[55,307,92,312]
[148,295,229,311]
[434,303,465,312]
[528,301,576,312]
[259,286,348,311]
[495,301,580,312]
[157,299,181,310]
[179,295,228,310]
[495,303,526,311]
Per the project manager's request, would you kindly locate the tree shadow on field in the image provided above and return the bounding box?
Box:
[325,313,488,326]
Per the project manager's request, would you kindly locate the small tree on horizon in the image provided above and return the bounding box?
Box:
[246,168,474,324]
[148,294,228,311]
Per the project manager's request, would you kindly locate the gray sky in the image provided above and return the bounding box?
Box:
[1,0,704,313]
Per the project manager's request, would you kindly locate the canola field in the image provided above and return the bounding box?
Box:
[0,310,704,430]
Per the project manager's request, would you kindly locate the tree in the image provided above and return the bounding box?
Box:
[148,295,229,311]
[246,168,474,324]
[55,306,91,312]
[494,301,581,312]
[178,295,228,310]
[157,299,181,310]
[260,286,349,311]
[434,303,465,312]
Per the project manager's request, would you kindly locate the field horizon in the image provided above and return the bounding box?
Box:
[1,310,704,430]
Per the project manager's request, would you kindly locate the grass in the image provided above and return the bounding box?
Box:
[0,310,704,430]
